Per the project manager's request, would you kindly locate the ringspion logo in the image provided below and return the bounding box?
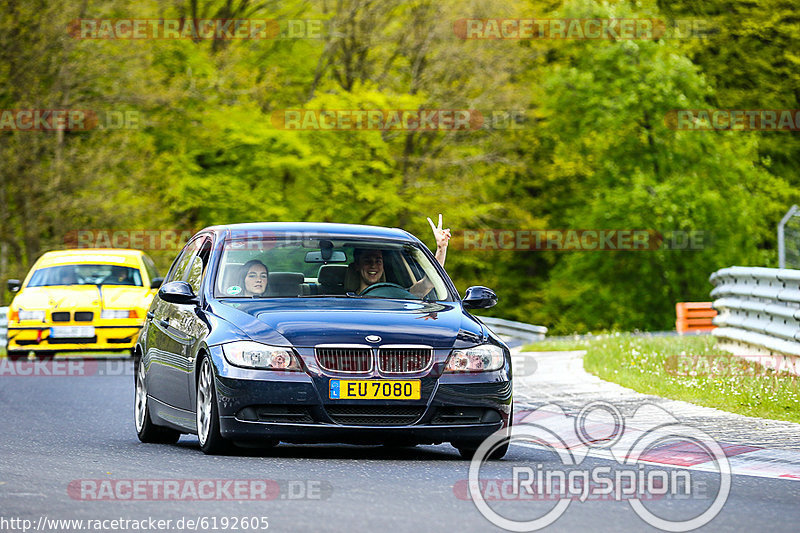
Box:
[465,402,730,531]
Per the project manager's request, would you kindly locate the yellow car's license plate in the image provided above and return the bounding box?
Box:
[50,326,95,338]
[329,379,421,400]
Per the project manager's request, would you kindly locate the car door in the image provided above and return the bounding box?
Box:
[175,236,213,408]
[147,237,204,410]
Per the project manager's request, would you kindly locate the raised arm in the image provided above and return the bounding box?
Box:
[427,214,451,267]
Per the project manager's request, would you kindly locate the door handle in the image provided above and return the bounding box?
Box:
[159,319,170,328]
[146,311,154,319]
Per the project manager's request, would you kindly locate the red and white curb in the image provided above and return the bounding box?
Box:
[511,407,800,480]
[511,349,800,481]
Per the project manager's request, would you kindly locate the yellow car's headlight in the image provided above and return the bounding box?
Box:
[222,341,302,371]
[18,310,46,321]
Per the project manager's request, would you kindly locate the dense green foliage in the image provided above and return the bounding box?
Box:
[1,0,797,333]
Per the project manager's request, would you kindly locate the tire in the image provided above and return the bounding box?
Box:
[6,351,27,361]
[454,409,512,460]
[455,442,509,461]
[196,356,234,455]
[134,359,181,444]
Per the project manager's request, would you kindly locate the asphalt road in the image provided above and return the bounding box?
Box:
[2,360,800,533]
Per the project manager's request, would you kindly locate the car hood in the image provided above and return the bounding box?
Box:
[211,299,487,348]
[13,286,152,312]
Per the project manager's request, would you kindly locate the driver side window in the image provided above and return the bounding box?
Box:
[185,238,212,293]
[164,246,194,284]
[165,237,206,284]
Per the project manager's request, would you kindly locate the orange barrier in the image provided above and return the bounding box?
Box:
[675,302,717,334]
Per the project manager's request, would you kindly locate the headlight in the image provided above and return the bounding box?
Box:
[222,341,302,371]
[445,344,505,372]
[18,310,46,321]
[101,310,138,319]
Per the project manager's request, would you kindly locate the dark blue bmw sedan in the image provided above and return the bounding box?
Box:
[134,223,512,457]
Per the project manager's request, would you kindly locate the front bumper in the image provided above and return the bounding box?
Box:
[209,346,512,445]
[7,324,142,353]
[219,417,507,445]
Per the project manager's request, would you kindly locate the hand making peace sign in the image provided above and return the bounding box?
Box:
[427,214,451,266]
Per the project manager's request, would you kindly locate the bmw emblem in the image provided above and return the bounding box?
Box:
[365,335,381,343]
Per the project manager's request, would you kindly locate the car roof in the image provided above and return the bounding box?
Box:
[36,249,145,268]
[200,222,418,242]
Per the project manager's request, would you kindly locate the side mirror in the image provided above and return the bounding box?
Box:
[158,281,199,306]
[7,279,21,293]
[150,277,164,290]
[463,286,498,310]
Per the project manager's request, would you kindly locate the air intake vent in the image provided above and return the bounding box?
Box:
[325,405,424,426]
[236,406,315,424]
[74,312,94,322]
[431,407,501,425]
[51,312,70,322]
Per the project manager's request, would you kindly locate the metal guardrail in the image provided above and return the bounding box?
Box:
[480,316,547,343]
[709,266,800,357]
[0,306,7,349]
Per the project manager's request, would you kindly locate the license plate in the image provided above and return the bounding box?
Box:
[329,379,421,400]
[50,326,95,338]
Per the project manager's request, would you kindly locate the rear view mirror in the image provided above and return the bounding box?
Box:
[305,250,347,263]
[7,279,21,293]
[150,277,164,289]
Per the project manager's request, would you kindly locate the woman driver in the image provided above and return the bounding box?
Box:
[347,214,451,296]
[241,260,269,297]
[352,249,386,293]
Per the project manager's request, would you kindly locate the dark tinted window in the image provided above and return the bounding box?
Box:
[185,238,212,293]
[164,239,200,284]
[215,236,451,301]
[141,254,160,284]
[28,264,142,287]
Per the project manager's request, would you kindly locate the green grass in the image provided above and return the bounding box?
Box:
[524,333,800,424]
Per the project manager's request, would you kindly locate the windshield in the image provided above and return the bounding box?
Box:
[215,236,452,301]
[27,264,143,287]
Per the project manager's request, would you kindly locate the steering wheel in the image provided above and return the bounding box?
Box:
[359,282,418,299]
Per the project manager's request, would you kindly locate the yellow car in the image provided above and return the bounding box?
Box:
[5,249,163,360]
